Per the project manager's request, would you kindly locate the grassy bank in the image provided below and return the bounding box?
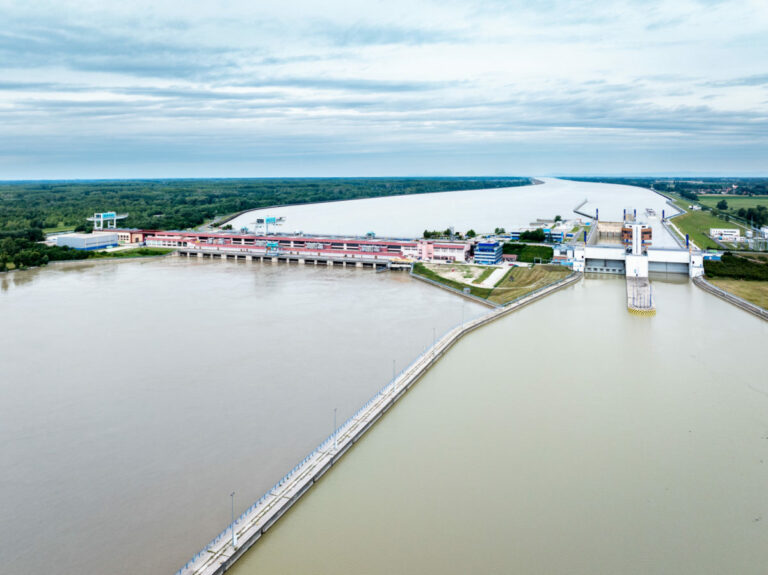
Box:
[412,262,570,305]
[487,265,571,304]
[88,247,174,259]
[708,278,768,310]
[412,263,494,299]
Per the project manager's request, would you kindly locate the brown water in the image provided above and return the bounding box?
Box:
[230,275,768,575]
[0,258,485,575]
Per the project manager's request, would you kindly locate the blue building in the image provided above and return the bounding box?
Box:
[473,241,503,265]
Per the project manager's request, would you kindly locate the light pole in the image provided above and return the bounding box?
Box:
[432,327,436,351]
[333,407,337,451]
[230,491,237,548]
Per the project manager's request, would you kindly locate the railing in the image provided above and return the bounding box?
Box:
[173,270,582,575]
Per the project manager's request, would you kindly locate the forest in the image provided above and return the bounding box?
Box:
[0,178,532,233]
[0,178,531,270]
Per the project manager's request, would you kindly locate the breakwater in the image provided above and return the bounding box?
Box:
[175,271,582,575]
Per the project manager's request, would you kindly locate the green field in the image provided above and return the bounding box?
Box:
[699,195,768,211]
[671,210,746,250]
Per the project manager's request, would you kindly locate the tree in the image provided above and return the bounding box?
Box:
[554,215,562,222]
[494,227,506,234]
[466,229,476,238]
[520,229,546,242]
[738,208,747,218]
[717,199,728,210]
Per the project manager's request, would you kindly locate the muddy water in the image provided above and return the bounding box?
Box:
[230,276,768,575]
[0,258,485,575]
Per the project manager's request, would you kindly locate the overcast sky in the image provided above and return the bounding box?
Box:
[0,0,766,178]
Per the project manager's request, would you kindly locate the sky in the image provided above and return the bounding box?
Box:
[0,0,766,178]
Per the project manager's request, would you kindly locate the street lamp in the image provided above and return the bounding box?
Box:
[333,407,337,451]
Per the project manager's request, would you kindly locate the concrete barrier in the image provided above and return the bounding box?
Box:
[694,276,768,321]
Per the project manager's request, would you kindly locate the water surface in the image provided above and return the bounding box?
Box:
[227,178,680,244]
[0,258,485,575]
[230,276,768,575]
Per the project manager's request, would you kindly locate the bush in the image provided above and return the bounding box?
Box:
[705,252,768,281]
[502,243,553,262]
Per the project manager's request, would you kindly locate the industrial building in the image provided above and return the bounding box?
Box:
[135,230,471,263]
[473,242,503,265]
[55,232,119,251]
[710,228,740,241]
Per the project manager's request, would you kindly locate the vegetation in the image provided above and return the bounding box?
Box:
[698,196,768,227]
[502,243,553,262]
[466,229,476,238]
[564,177,768,197]
[473,267,495,284]
[671,210,745,250]
[0,232,88,270]
[424,228,455,239]
[518,228,546,242]
[0,178,531,234]
[89,247,173,259]
[412,262,570,305]
[412,262,493,299]
[708,278,768,310]
[704,252,768,281]
[487,265,571,305]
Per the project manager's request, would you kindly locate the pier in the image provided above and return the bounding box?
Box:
[174,271,582,575]
[626,277,656,316]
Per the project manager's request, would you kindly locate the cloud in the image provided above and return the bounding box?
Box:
[0,0,765,177]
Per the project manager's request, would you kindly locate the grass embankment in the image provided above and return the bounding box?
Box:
[412,263,494,299]
[88,247,174,259]
[487,265,571,305]
[707,279,768,310]
[671,210,746,250]
[413,262,570,305]
[704,252,768,310]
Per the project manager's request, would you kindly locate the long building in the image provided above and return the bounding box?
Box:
[122,229,471,264]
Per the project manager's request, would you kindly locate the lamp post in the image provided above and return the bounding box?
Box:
[333,407,337,451]
[230,492,237,548]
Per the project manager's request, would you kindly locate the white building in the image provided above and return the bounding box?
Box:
[709,228,740,241]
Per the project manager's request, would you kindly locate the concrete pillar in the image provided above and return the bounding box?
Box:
[197,252,203,259]
[298,259,305,265]
[221,253,227,260]
[356,261,363,268]
[327,260,333,267]
[246,255,253,262]
[271,257,278,263]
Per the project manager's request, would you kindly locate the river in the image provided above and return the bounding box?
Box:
[229,275,768,575]
[226,178,680,245]
[0,258,485,575]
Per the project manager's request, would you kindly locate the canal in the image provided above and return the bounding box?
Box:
[0,258,485,575]
[229,275,768,575]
